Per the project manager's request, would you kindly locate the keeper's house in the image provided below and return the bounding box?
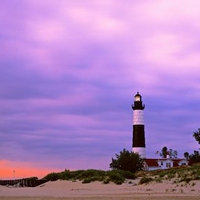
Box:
[144,158,189,171]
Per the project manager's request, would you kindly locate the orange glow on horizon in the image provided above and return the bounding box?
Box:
[0,160,61,180]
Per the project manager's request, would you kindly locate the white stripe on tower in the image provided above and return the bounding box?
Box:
[132,92,146,158]
[133,110,144,125]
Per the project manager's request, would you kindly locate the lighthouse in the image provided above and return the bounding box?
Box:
[132,92,146,158]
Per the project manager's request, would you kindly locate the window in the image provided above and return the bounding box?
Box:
[166,163,171,168]
[181,163,186,166]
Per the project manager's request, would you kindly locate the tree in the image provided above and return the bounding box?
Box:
[110,149,144,173]
[160,146,178,159]
[193,128,200,144]
[189,150,200,163]
[160,146,168,158]
[169,149,178,159]
[189,128,200,163]
[184,152,189,160]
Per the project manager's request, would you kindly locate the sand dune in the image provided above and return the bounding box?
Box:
[0,179,200,200]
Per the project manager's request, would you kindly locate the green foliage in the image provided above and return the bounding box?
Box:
[59,169,72,180]
[106,170,125,185]
[42,169,136,185]
[144,164,200,184]
[160,146,168,158]
[160,146,178,159]
[109,148,144,173]
[184,152,189,160]
[187,129,200,163]
[193,128,200,144]
[193,162,200,166]
[42,162,200,186]
[169,149,178,159]
[189,150,200,163]
[139,177,153,184]
[82,176,102,184]
[76,169,105,180]
[43,172,60,181]
[103,178,110,184]
[117,170,136,179]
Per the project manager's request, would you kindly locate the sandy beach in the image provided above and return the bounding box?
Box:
[0,179,200,200]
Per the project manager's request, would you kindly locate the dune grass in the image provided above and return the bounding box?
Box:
[138,163,200,184]
[42,169,136,185]
[42,163,200,185]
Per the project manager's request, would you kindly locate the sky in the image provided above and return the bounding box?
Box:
[1,0,200,179]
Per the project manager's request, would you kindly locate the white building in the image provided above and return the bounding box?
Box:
[144,158,189,171]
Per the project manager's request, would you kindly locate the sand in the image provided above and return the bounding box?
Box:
[0,179,200,200]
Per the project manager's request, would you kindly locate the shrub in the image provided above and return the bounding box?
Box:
[106,171,125,185]
[118,170,136,179]
[59,169,72,180]
[43,172,60,181]
[82,178,93,184]
[76,169,105,180]
[42,169,136,185]
[82,176,104,183]
[139,177,153,184]
[110,149,144,173]
[180,177,192,183]
[103,178,110,184]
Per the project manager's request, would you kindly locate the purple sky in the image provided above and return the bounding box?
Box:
[1,0,200,176]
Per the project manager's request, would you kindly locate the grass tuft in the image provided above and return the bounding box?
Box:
[43,169,135,185]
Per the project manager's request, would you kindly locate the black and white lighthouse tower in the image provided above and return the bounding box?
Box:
[132,92,146,158]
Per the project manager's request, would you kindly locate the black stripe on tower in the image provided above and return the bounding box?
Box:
[132,125,145,147]
[132,101,145,110]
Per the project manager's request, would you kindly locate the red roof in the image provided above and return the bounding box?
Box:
[145,158,188,167]
[145,159,159,167]
[172,159,187,167]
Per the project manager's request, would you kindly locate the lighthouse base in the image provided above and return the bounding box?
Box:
[132,147,146,158]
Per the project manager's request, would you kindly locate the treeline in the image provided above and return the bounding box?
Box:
[184,128,200,163]
[158,128,200,163]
